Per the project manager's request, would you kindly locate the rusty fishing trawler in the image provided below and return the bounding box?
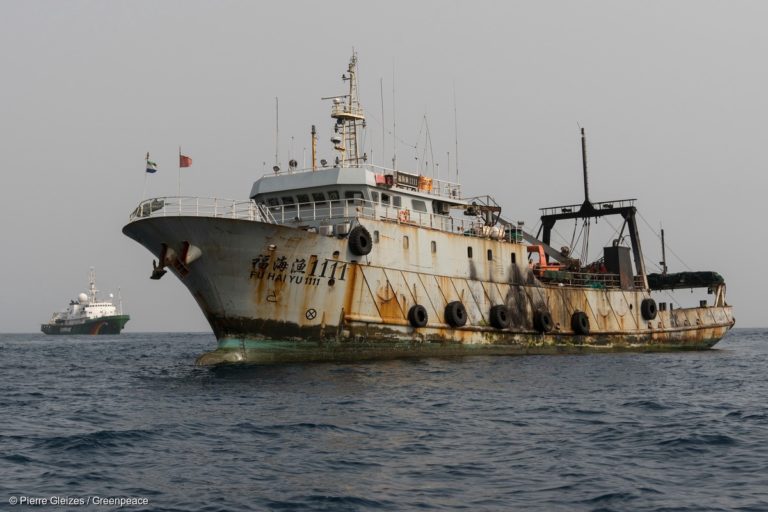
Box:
[123,54,734,364]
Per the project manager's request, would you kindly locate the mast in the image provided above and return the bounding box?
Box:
[660,228,668,275]
[330,53,366,167]
[581,127,591,206]
[539,129,649,289]
[311,124,317,171]
[274,97,279,169]
[88,267,98,303]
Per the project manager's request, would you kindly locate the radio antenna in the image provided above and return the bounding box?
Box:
[380,77,386,167]
[274,97,279,168]
[392,61,397,169]
[453,82,460,182]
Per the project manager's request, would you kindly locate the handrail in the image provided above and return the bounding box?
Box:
[128,196,525,242]
[537,269,623,289]
[539,198,637,217]
[129,197,635,288]
[129,197,264,222]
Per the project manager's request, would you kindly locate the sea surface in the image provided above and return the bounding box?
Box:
[1,330,767,511]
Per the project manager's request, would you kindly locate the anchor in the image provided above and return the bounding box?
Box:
[150,243,174,280]
[151,259,167,280]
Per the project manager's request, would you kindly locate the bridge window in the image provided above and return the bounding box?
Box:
[296,194,310,204]
[393,196,402,208]
[267,198,280,207]
[433,201,450,215]
[381,193,391,206]
[467,247,473,258]
[312,192,327,206]
[345,190,364,206]
[281,196,295,205]
[371,191,379,203]
[412,199,427,212]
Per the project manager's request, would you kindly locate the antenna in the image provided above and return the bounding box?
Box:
[380,77,386,168]
[274,97,279,168]
[392,61,397,169]
[453,82,459,183]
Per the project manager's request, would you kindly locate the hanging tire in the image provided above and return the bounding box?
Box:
[533,309,553,333]
[489,304,510,329]
[408,304,428,328]
[641,298,657,320]
[348,225,372,256]
[571,311,590,335]
[444,301,467,327]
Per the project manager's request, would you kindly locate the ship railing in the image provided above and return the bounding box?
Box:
[264,199,523,241]
[539,198,637,217]
[129,197,269,222]
[331,103,365,119]
[537,269,623,289]
[130,196,524,242]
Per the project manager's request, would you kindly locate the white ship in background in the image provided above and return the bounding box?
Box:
[41,268,129,335]
[123,54,733,364]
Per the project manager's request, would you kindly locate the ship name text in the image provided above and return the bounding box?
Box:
[249,254,348,287]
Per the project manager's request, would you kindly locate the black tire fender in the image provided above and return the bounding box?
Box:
[348,225,372,256]
[444,301,468,327]
[571,311,590,335]
[408,304,428,328]
[534,309,553,333]
[489,304,510,329]
[641,298,658,320]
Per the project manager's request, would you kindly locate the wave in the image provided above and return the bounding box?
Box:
[34,429,154,452]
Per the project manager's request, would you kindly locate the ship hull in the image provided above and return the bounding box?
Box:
[123,216,734,365]
[41,315,130,335]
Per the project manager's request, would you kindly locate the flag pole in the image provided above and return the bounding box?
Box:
[142,152,149,201]
[178,146,182,199]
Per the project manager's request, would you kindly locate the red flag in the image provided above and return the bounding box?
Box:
[179,154,192,168]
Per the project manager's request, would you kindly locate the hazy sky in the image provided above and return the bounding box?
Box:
[2,0,766,332]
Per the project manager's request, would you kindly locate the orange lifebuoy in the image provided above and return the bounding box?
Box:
[398,209,410,223]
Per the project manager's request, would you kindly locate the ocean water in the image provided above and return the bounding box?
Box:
[1,330,767,512]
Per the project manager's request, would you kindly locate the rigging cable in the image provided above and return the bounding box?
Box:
[636,210,693,272]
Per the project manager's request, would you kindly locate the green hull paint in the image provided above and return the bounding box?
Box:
[196,329,730,365]
[41,315,130,335]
